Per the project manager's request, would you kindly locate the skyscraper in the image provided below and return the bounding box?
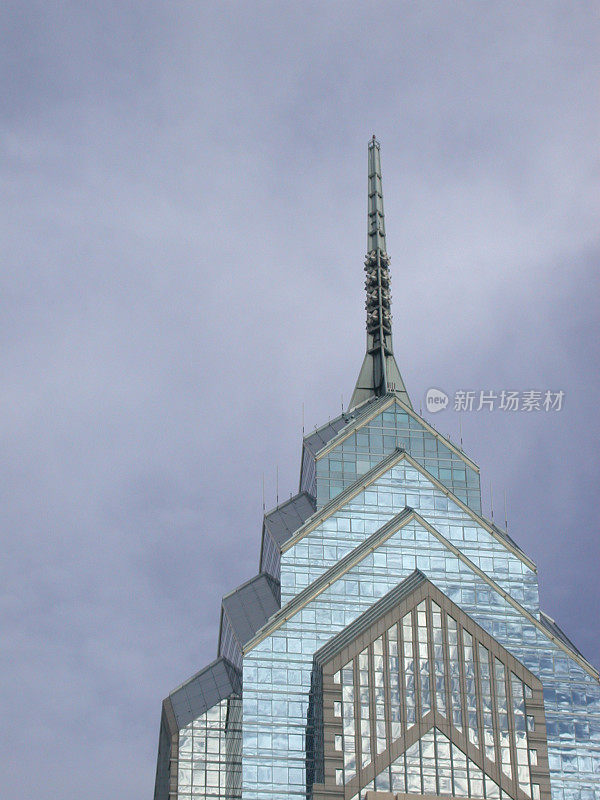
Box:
[154,138,599,800]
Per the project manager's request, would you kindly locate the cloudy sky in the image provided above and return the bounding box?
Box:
[1,2,599,797]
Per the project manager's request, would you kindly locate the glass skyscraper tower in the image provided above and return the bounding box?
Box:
[154,139,599,800]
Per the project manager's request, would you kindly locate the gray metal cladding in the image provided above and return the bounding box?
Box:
[221,573,281,648]
[303,398,380,458]
[169,657,241,730]
[263,492,316,548]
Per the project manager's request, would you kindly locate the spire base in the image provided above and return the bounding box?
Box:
[349,350,411,411]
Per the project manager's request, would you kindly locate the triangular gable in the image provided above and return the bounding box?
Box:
[360,728,504,800]
[284,447,533,571]
[313,398,482,512]
[300,395,481,509]
[315,394,478,474]
[309,572,551,800]
[246,508,597,680]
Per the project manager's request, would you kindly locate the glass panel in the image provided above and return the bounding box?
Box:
[177,697,239,800]
[406,738,422,793]
[494,658,512,781]
[431,601,447,717]
[387,624,402,741]
[462,629,479,748]
[373,636,386,754]
[417,601,431,716]
[358,647,371,767]
[452,741,469,797]
[511,673,531,797]
[478,643,495,763]
[447,615,463,732]
[403,611,416,727]
[341,661,356,781]
[468,760,484,797]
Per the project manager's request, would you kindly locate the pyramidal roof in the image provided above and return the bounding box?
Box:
[349,137,412,411]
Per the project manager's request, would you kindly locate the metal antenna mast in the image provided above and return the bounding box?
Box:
[366,135,390,397]
[349,137,412,411]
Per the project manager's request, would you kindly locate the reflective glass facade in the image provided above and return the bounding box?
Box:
[314,403,482,514]
[306,577,551,800]
[155,391,600,800]
[153,143,599,800]
[155,395,600,800]
[243,508,600,800]
[177,698,242,800]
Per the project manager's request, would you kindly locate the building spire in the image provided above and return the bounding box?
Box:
[367,134,386,254]
[349,137,412,411]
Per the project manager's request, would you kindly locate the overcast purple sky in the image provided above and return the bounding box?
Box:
[2,3,599,798]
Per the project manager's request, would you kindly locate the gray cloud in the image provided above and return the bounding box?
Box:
[1,2,598,797]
